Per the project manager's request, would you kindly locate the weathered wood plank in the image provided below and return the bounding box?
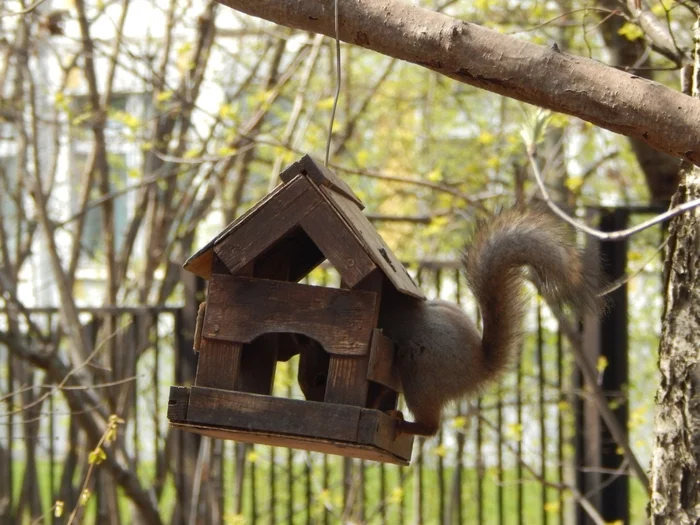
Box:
[183,179,292,279]
[280,154,364,209]
[167,386,190,422]
[356,409,413,459]
[300,201,377,288]
[186,387,361,442]
[211,253,231,275]
[203,274,378,356]
[321,185,424,299]
[171,423,411,465]
[366,302,399,410]
[194,338,244,389]
[168,386,414,464]
[194,260,251,388]
[325,356,369,406]
[367,329,402,392]
[213,176,321,275]
[323,271,383,406]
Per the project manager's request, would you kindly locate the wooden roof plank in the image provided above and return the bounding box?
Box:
[213,176,320,276]
[299,200,377,288]
[183,176,292,278]
[182,156,424,300]
[280,154,364,209]
[319,185,424,298]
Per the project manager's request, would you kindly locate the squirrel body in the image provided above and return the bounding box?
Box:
[380,208,600,436]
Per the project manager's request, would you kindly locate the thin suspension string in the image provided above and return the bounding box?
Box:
[325,0,341,166]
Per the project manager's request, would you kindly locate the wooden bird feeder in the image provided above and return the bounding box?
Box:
[167,155,424,465]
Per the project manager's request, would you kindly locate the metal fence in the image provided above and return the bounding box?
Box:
[1,227,654,525]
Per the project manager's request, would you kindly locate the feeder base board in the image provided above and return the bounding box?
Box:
[167,386,414,465]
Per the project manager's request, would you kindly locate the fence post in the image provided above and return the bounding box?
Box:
[576,208,630,525]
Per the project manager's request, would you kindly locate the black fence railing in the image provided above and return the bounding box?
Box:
[2,210,662,524]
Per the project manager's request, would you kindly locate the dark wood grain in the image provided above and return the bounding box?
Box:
[279,154,364,209]
[183,180,291,279]
[194,260,252,388]
[167,386,190,422]
[323,270,383,406]
[168,386,414,464]
[194,338,243,390]
[187,387,362,441]
[300,200,377,288]
[324,356,369,406]
[356,409,413,459]
[171,423,411,465]
[321,185,424,299]
[203,274,378,356]
[367,329,402,392]
[213,176,321,275]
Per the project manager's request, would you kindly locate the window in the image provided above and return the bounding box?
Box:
[70,152,128,260]
[68,92,147,263]
[0,156,18,252]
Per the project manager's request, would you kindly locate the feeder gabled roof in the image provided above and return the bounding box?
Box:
[184,155,424,299]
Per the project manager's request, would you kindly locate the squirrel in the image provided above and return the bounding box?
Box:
[379,207,601,436]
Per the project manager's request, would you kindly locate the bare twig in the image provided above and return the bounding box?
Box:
[599,237,669,296]
[527,147,700,240]
[0,0,48,17]
[545,299,650,487]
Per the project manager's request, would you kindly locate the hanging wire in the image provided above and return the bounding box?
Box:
[324,0,341,166]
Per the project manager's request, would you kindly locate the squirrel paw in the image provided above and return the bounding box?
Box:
[386,409,405,420]
[385,411,439,437]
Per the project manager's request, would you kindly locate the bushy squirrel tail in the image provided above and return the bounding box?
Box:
[462,207,600,376]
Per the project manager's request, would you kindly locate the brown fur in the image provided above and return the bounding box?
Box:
[380,208,600,436]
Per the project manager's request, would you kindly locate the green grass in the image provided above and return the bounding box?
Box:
[9,453,650,525]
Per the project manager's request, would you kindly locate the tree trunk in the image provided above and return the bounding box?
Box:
[649,16,700,523]
[649,165,700,524]
[596,0,681,202]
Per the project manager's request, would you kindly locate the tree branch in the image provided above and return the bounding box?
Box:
[4,332,163,525]
[215,0,700,165]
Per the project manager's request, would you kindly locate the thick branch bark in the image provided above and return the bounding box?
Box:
[216,0,700,165]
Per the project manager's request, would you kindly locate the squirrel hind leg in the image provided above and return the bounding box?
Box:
[393,406,441,436]
[386,406,440,436]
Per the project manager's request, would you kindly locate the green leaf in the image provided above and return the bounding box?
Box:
[157,90,174,102]
[88,447,107,465]
[618,23,644,41]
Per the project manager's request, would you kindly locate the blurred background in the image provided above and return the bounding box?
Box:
[0,0,688,523]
